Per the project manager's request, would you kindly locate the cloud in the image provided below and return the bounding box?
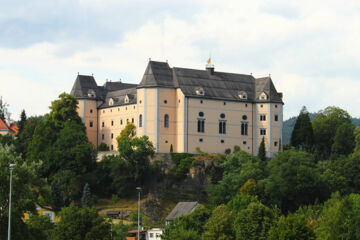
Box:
[1,0,360,120]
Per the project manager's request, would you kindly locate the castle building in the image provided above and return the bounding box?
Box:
[70,60,283,157]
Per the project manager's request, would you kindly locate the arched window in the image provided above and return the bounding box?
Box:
[164,114,169,128]
[139,114,143,128]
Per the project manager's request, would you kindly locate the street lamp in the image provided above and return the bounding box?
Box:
[8,163,16,240]
[136,187,141,240]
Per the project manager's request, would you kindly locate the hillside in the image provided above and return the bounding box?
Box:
[282,114,360,145]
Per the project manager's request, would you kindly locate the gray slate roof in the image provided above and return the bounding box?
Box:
[70,61,283,108]
[165,201,198,221]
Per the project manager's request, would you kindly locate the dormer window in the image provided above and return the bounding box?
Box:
[87,89,96,98]
[195,87,205,96]
[259,92,268,100]
[125,95,129,104]
[238,91,247,99]
[109,98,114,106]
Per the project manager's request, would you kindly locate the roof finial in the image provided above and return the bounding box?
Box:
[92,73,93,76]
[250,72,253,76]
[77,72,79,75]
[149,57,151,61]
[269,73,271,77]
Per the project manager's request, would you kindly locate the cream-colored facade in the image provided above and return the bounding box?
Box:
[71,61,283,157]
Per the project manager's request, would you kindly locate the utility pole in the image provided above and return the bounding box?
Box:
[8,163,16,240]
[136,187,141,240]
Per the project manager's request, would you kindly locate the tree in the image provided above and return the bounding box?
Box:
[0,144,38,240]
[312,106,351,159]
[202,204,234,240]
[98,142,110,151]
[0,96,9,121]
[18,110,27,135]
[331,122,355,156]
[27,215,55,240]
[268,213,316,240]
[290,106,314,151]
[355,126,360,152]
[207,151,264,206]
[234,202,279,240]
[16,116,42,158]
[26,93,96,203]
[316,193,360,240]
[81,183,92,208]
[117,122,155,184]
[52,204,110,240]
[51,179,63,212]
[262,149,326,212]
[258,137,266,161]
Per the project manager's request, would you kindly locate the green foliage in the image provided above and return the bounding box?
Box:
[117,122,155,184]
[18,110,27,135]
[258,137,266,161]
[233,145,241,153]
[239,179,260,196]
[227,193,260,213]
[0,96,9,121]
[111,221,132,240]
[51,179,63,212]
[234,202,279,240]
[331,122,355,156]
[316,192,360,240]
[81,183,92,208]
[16,116,42,158]
[0,144,38,240]
[355,126,360,152]
[0,133,15,146]
[169,153,194,181]
[263,149,326,212]
[268,213,316,240]
[27,215,55,240]
[202,204,234,240]
[290,106,314,151]
[53,204,110,240]
[208,151,264,206]
[98,142,110,151]
[225,148,231,155]
[312,106,351,159]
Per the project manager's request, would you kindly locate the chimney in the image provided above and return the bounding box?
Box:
[206,63,215,75]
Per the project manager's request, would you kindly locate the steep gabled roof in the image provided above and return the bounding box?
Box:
[138,61,174,88]
[165,201,198,221]
[99,87,137,108]
[0,118,9,131]
[9,123,19,135]
[255,77,283,103]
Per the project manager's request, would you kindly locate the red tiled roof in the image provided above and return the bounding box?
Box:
[9,123,19,135]
[0,119,9,130]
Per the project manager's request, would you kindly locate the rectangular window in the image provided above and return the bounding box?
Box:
[219,120,226,134]
[275,115,279,121]
[260,115,266,121]
[111,133,113,139]
[111,145,113,151]
[111,120,114,126]
[260,128,266,135]
[243,141,247,145]
[274,141,278,147]
[197,119,205,133]
[102,121,105,127]
[89,121,93,128]
[132,118,134,123]
[241,122,248,135]
[102,134,104,140]
[120,119,123,125]
[90,109,93,113]
[139,114,143,128]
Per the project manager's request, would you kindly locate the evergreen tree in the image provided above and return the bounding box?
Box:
[290,106,314,151]
[258,137,266,161]
[81,183,92,208]
[18,109,27,134]
[278,139,282,152]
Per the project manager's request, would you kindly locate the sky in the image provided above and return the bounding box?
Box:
[1,0,360,121]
